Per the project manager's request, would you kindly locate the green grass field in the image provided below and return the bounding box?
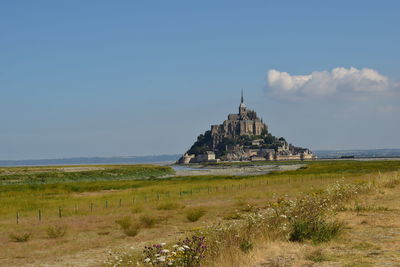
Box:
[0,164,174,185]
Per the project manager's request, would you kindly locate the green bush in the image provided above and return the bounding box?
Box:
[47,225,67,239]
[186,207,206,222]
[289,218,343,243]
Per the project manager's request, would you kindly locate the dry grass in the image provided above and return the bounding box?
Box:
[0,161,399,266]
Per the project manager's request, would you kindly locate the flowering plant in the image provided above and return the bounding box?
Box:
[143,236,207,266]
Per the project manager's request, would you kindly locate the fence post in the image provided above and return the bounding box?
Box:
[74,204,78,214]
[58,207,62,218]
[16,212,19,224]
[119,199,122,207]
[105,200,108,208]
[38,209,42,222]
[90,203,93,212]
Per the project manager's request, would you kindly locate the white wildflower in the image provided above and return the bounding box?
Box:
[157,256,166,262]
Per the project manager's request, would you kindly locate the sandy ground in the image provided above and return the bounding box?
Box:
[171,164,304,177]
[57,167,106,172]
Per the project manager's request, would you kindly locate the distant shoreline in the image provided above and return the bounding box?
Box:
[1,149,400,167]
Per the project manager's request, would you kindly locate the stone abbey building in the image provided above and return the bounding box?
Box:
[178,91,314,164]
[211,91,267,149]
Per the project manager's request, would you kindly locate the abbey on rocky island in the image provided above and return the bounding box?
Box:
[178,91,314,164]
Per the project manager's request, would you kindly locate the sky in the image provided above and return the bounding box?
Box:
[1,1,400,160]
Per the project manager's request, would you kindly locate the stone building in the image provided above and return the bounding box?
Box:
[177,91,314,164]
[211,90,267,149]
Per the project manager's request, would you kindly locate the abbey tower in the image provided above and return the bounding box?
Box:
[210,90,267,149]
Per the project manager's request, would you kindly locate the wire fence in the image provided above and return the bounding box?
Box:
[11,175,328,224]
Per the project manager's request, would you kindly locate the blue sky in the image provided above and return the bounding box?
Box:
[1,1,399,160]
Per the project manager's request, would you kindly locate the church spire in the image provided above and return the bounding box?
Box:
[241,88,244,104]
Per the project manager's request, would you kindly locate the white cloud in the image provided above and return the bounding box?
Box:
[267,67,391,98]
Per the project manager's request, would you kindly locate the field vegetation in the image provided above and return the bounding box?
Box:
[0,164,174,185]
[0,160,399,266]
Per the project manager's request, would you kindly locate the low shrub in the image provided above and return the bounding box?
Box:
[116,217,132,230]
[139,214,158,228]
[116,216,141,237]
[289,218,343,243]
[186,207,206,222]
[47,224,67,239]
[9,231,31,242]
[123,224,140,237]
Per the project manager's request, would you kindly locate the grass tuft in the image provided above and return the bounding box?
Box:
[289,218,344,243]
[186,207,206,222]
[139,214,158,228]
[239,239,253,253]
[47,224,67,239]
[223,210,243,220]
[115,216,141,237]
[9,231,32,242]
